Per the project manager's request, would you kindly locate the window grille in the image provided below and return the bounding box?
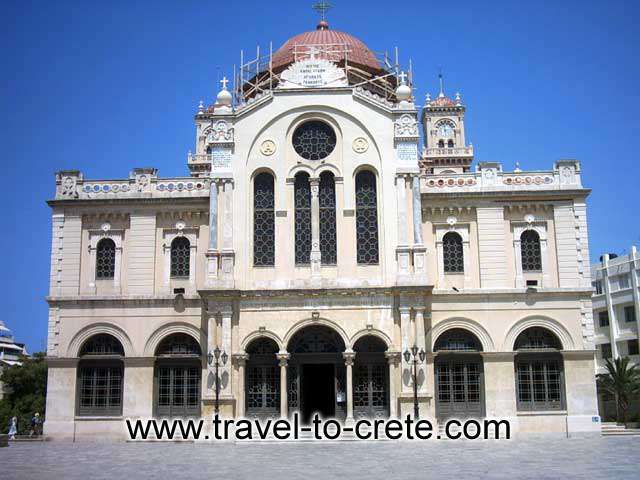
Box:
[96,238,116,279]
[294,173,311,265]
[319,172,337,265]
[434,329,482,352]
[514,327,561,350]
[516,357,563,411]
[292,121,336,161]
[520,230,542,271]
[156,333,201,356]
[156,364,201,417]
[288,326,345,353]
[170,237,190,278]
[77,334,124,416]
[355,171,379,265]
[254,173,275,266]
[442,232,464,273]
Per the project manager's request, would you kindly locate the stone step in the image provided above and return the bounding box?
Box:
[602,430,640,436]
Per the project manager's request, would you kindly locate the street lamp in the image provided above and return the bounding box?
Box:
[404,344,426,419]
[207,346,228,414]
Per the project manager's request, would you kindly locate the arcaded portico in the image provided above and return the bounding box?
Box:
[44,15,599,440]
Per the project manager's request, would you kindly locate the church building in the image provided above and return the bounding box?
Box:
[44,14,600,439]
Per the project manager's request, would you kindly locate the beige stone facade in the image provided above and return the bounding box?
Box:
[44,22,600,440]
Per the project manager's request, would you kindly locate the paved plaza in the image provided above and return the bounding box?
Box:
[0,436,638,479]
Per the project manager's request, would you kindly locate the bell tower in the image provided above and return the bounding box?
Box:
[421,73,474,174]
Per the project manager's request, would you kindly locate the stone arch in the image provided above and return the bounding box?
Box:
[240,329,285,352]
[350,329,392,350]
[503,315,574,351]
[287,164,315,179]
[250,166,277,182]
[67,323,134,358]
[283,317,351,351]
[143,322,205,357]
[428,317,495,352]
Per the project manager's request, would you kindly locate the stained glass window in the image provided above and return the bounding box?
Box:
[319,172,337,265]
[96,238,116,279]
[442,232,464,273]
[170,237,190,278]
[355,171,379,265]
[292,121,336,161]
[521,230,542,271]
[254,173,275,266]
[294,173,311,265]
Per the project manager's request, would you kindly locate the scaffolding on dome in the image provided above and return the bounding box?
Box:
[233,42,413,105]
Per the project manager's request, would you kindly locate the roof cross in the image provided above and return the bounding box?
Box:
[312,1,332,21]
[398,71,408,84]
[220,76,229,90]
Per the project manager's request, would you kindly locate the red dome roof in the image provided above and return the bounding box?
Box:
[271,23,382,73]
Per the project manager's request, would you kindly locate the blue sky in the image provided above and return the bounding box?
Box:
[1,0,639,352]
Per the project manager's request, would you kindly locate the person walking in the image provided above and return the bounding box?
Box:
[29,413,41,437]
[8,416,17,440]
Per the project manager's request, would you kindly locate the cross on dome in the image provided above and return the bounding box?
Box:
[312,1,332,21]
[220,76,229,90]
[398,71,408,85]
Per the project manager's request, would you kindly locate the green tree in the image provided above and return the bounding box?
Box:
[0,352,47,435]
[597,357,640,424]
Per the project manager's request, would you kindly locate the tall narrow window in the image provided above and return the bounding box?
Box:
[520,230,542,271]
[447,139,454,148]
[170,237,190,278]
[294,173,311,265]
[355,171,379,265]
[319,172,337,265]
[96,238,116,279]
[77,334,124,416]
[254,172,275,266]
[442,232,464,273]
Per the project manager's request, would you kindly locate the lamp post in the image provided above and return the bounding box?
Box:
[207,346,228,415]
[403,345,426,419]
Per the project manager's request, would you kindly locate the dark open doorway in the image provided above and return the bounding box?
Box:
[301,364,335,423]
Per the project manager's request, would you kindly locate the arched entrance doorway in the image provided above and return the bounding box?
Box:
[433,328,485,420]
[245,337,280,418]
[287,325,346,422]
[353,336,389,419]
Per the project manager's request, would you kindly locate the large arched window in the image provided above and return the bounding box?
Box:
[514,327,564,411]
[77,334,124,416]
[442,232,464,273]
[294,173,311,265]
[433,329,484,419]
[170,237,190,278]
[96,238,116,279]
[520,230,542,272]
[254,172,275,266]
[355,170,379,265]
[245,337,280,418]
[319,171,337,265]
[154,334,202,417]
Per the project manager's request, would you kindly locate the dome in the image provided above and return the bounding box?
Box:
[271,22,382,73]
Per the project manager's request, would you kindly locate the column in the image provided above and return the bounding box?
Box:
[540,236,550,288]
[396,175,410,275]
[205,308,217,399]
[414,308,427,392]
[220,180,235,280]
[385,351,401,418]
[233,353,248,418]
[514,236,524,288]
[206,181,220,282]
[310,177,321,277]
[399,306,412,392]
[220,309,233,394]
[343,350,356,421]
[411,175,427,277]
[602,255,620,358]
[277,353,290,418]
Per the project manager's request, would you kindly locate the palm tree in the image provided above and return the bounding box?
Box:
[597,357,640,423]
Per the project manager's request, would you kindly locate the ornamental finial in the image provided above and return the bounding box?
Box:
[313,1,332,22]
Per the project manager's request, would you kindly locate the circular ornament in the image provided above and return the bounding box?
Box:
[101,222,111,232]
[446,216,457,226]
[260,139,276,156]
[175,221,186,231]
[353,137,369,153]
[524,214,535,224]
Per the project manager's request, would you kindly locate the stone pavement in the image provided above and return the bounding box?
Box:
[0,436,638,480]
